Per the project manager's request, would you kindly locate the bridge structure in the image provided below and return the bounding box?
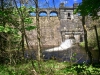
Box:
[37,3,78,17]
[38,8,59,17]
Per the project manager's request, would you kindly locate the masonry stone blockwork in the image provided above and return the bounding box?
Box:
[27,2,100,49]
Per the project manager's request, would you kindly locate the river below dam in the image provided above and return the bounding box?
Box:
[24,38,98,63]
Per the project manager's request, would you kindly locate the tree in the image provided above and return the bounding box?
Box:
[14,0,37,57]
[0,0,36,64]
[33,0,41,61]
[0,0,21,64]
[75,0,100,63]
[75,0,100,18]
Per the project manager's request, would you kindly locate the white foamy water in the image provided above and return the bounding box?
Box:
[45,39,76,52]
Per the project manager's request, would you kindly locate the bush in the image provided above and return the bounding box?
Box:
[79,27,100,50]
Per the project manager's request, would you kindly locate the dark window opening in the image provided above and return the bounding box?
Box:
[67,13,71,19]
[68,13,70,17]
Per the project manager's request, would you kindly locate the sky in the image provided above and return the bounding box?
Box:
[29,0,82,16]
[17,0,82,8]
[38,0,82,8]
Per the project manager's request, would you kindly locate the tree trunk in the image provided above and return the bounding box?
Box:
[21,18,25,57]
[35,0,41,61]
[94,25,100,62]
[82,16,92,64]
[0,0,6,51]
[13,0,25,57]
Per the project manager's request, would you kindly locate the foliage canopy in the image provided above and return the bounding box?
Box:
[75,0,100,19]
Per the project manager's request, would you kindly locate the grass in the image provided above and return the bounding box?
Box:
[0,60,71,75]
[0,60,100,75]
[0,62,33,75]
[33,60,70,75]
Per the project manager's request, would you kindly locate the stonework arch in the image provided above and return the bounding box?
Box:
[30,12,36,16]
[50,11,58,16]
[39,11,47,17]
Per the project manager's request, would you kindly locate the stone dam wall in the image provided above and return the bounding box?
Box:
[26,17,62,49]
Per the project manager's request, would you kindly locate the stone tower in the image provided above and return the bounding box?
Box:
[59,2,84,42]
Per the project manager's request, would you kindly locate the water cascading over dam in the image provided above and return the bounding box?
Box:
[42,35,89,63]
[45,37,76,52]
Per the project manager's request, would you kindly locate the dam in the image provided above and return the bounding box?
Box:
[25,2,99,63]
[27,2,84,48]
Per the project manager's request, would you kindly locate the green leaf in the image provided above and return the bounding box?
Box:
[25,26,36,31]
[4,27,11,33]
[29,7,35,12]
[24,18,33,24]
[0,26,4,32]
